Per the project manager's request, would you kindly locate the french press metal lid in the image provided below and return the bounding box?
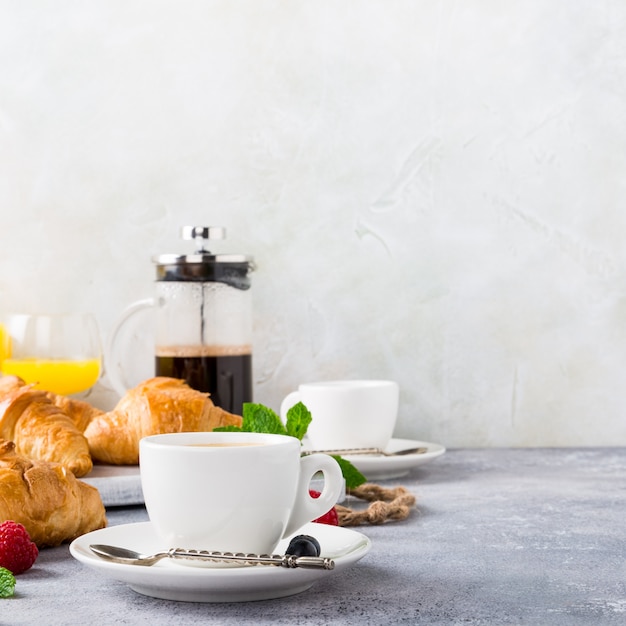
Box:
[153,226,255,288]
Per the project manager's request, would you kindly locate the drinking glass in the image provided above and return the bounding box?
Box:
[0,313,102,395]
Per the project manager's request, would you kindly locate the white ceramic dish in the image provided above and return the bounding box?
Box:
[336,438,446,480]
[70,521,371,602]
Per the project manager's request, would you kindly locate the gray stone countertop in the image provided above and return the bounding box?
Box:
[7,448,626,625]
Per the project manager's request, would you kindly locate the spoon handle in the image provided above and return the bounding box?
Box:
[169,548,335,570]
[303,446,428,457]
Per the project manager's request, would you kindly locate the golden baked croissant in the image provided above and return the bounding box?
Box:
[45,389,105,433]
[0,375,26,397]
[0,374,104,432]
[83,377,243,465]
[0,439,106,547]
[0,383,93,477]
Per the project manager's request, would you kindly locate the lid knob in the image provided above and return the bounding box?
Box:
[181,226,226,253]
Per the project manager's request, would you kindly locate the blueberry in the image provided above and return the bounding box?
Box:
[285,534,321,557]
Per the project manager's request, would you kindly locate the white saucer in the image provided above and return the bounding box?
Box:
[339,438,445,480]
[70,521,371,602]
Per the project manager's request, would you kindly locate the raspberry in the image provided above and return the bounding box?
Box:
[309,489,339,526]
[0,521,39,575]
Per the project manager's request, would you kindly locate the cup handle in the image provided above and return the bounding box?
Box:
[105,298,154,397]
[279,391,301,423]
[282,453,343,538]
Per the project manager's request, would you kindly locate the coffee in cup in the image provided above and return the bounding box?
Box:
[280,380,399,450]
[139,432,343,559]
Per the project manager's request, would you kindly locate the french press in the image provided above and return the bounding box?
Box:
[107,226,255,415]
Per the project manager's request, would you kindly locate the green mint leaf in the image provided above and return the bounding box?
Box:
[241,403,287,435]
[0,567,15,598]
[212,425,243,432]
[285,402,312,441]
[331,456,367,489]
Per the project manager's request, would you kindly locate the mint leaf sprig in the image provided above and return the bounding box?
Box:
[0,567,15,598]
[215,402,366,489]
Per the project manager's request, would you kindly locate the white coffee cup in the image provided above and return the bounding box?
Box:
[280,380,399,451]
[139,431,343,558]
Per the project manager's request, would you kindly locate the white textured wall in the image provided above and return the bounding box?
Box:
[2,1,626,447]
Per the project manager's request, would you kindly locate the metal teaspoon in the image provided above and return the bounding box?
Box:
[89,544,335,570]
[302,446,428,457]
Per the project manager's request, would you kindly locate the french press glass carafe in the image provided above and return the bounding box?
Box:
[107,226,254,415]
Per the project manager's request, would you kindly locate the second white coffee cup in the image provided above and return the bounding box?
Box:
[139,431,343,559]
[280,380,399,451]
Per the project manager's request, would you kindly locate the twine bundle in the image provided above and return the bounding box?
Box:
[336,484,416,526]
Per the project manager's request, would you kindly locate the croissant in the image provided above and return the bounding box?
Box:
[0,383,93,477]
[0,439,106,547]
[45,390,105,433]
[0,375,104,432]
[0,375,25,397]
[83,377,243,465]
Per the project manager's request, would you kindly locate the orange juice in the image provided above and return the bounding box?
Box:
[0,358,100,395]
[0,324,9,364]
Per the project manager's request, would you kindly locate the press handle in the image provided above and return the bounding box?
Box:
[105,298,155,396]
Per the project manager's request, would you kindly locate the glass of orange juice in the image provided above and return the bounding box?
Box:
[0,313,102,396]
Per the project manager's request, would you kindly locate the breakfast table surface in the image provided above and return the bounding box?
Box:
[7,447,626,626]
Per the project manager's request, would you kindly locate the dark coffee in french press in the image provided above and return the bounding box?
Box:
[153,226,255,415]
